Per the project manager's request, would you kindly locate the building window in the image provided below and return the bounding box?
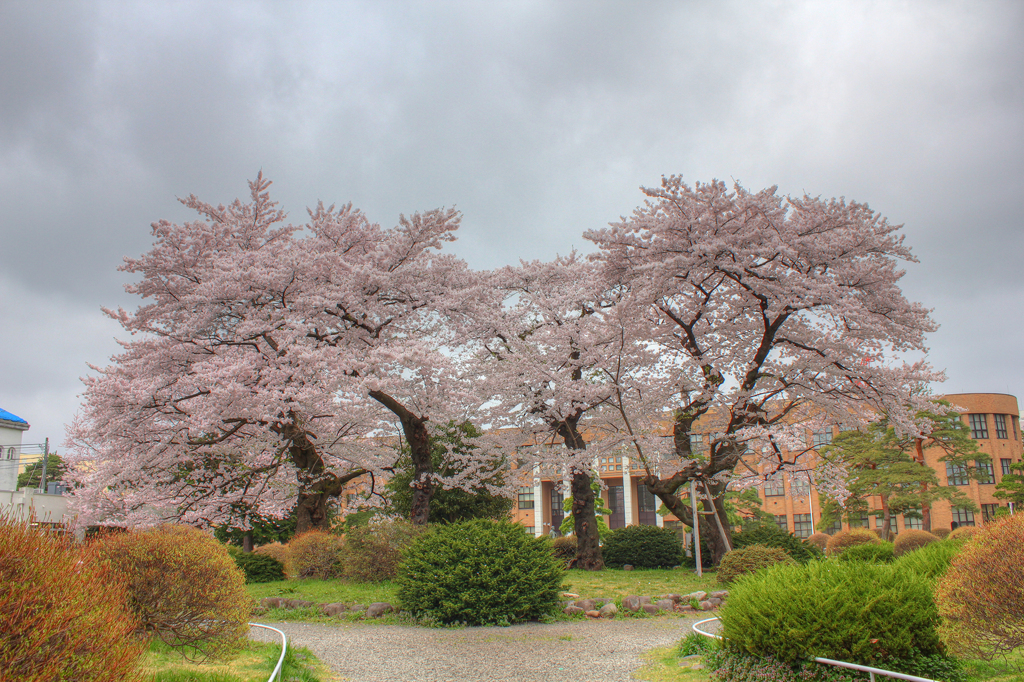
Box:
[1002,458,1013,476]
[824,520,843,535]
[969,414,989,440]
[903,510,923,530]
[812,429,833,448]
[774,514,788,532]
[517,486,534,509]
[994,414,1008,439]
[608,485,626,529]
[977,460,995,484]
[981,504,999,523]
[637,485,658,526]
[793,514,812,539]
[763,473,785,497]
[689,433,705,452]
[848,511,869,528]
[551,488,564,530]
[791,475,811,497]
[946,462,970,486]
[524,527,535,535]
[950,507,975,528]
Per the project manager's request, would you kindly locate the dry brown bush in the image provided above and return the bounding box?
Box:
[805,532,830,552]
[254,541,292,576]
[717,544,796,585]
[948,525,983,541]
[825,528,880,556]
[288,530,345,579]
[1,514,145,681]
[893,529,940,557]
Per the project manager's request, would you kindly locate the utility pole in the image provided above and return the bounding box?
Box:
[690,480,702,577]
[40,438,49,493]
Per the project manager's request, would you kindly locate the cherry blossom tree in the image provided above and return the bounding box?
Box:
[584,177,942,563]
[66,175,482,532]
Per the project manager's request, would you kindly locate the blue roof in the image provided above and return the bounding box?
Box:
[0,408,28,425]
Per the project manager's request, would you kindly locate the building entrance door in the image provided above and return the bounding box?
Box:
[637,484,658,526]
[608,485,625,529]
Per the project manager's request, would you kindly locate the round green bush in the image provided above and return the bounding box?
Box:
[825,528,880,556]
[948,525,982,542]
[894,537,963,581]
[233,551,285,583]
[717,544,796,585]
[720,560,943,666]
[837,541,895,564]
[731,524,821,564]
[396,519,564,626]
[893,529,939,557]
[601,525,683,569]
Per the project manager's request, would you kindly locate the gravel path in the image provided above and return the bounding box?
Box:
[250,616,711,682]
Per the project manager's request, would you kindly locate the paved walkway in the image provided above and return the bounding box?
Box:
[250,616,707,682]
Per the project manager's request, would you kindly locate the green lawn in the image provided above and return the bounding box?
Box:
[143,638,329,682]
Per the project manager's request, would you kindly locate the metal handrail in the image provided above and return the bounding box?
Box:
[249,622,288,682]
[690,617,939,682]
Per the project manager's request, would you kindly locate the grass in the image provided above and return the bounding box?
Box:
[633,644,711,682]
[562,567,719,600]
[246,577,398,605]
[143,638,332,682]
[962,650,1024,682]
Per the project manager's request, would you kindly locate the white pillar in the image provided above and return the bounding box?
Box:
[533,465,543,537]
[622,457,633,526]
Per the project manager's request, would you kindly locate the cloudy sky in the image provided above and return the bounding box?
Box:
[1,0,1021,449]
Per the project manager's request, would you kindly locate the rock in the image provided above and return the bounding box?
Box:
[683,591,708,602]
[642,604,661,615]
[597,598,614,606]
[585,610,601,618]
[678,604,694,612]
[321,602,348,617]
[673,565,683,569]
[659,593,682,604]
[563,605,585,616]
[260,597,284,609]
[599,603,618,618]
[574,598,597,611]
[709,590,729,600]
[708,597,723,606]
[699,600,715,611]
[622,596,642,613]
[349,603,366,612]
[366,602,395,618]
[655,599,675,611]
[638,596,652,605]
[623,564,634,571]
[284,599,315,610]
[562,592,580,599]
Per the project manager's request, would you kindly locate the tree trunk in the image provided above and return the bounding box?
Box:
[295,487,333,534]
[650,482,730,565]
[242,530,254,553]
[369,390,434,525]
[879,494,892,541]
[557,413,604,571]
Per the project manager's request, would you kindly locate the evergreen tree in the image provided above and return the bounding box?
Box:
[17,454,66,490]
[994,461,1024,507]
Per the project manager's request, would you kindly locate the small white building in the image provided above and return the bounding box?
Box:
[0,407,29,492]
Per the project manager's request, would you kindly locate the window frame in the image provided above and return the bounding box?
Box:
[517,486,535,510]
[969,413,990,440]
[994,413,1009,439]
[763,473,785,497]
[946,461,970,486]
[793,513,812,539]
[977,460,995,484]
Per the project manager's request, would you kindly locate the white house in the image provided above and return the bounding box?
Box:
[0,407,29,492]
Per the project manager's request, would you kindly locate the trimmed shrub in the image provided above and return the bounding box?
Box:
[233,551,285,584]
[601,525,684,569]
[805,532,830,552]
[948,525,982,541]
[824,527,880,556]
[705,647,966,682]
[731,524,821,564]
[837,541,895,564]
[936,514,1024,660]
[720,560,943,666]
[343,519,425,582]
[550,535,578,567]
[92,524,251,660]
[0,515,145,681]
[287,531,344,580]
[254,541,291,575]
[932,527,951,539]
[717,544,796,585]
[397,519,564,626]
[893,537,962,582]
[893,529,939,557]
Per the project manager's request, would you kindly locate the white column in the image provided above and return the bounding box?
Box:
[533,465,543,537]
[622,457,633,526]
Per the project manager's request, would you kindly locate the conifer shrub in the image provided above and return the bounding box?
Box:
[92,524,251,660]
[893,536,962,582]
[893,529,939,557]
[550,535,578,567]
[805,531,830,552]
[0,515,146,681]
[601,525,684,569]
[720,560,943,667]
[287,530,345,580]
[396,519,564,626]
[717,544,796,585]
[932,527,951,539]
[343,518,425,582]
[948,525,982,541]
[254,541,291,575]
[233,551,286,583]
[731,523,821,564]
[935,514,1024,660]
[824,527,880,556]
[837,541,895,564]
